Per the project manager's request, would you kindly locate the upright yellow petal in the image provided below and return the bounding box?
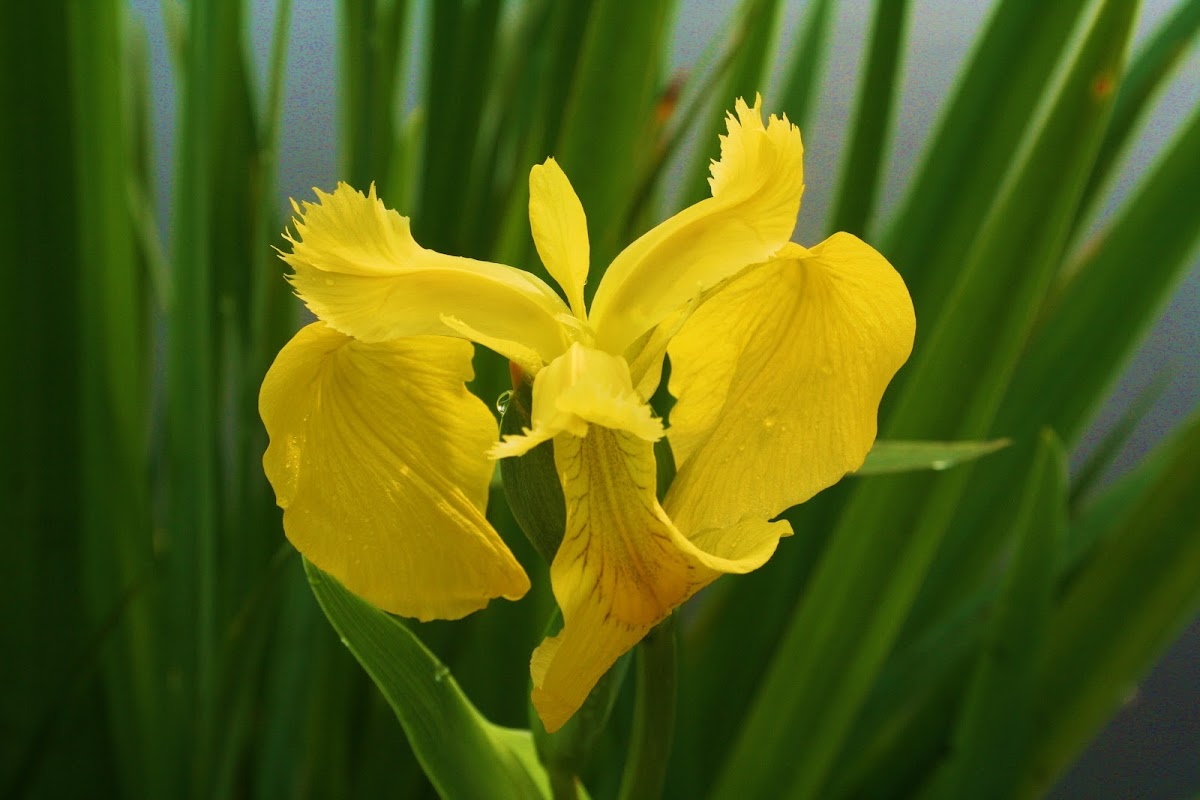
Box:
[665,235,916,534]
[529,158,589,319]
[283,183,572,367]
[588,97,804,357]
[530,428,791,732]
[260,322,530,621]
[490,342,663,458]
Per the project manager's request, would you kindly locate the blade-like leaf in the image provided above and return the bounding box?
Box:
[713,3,1139,796]
[856,439,1010,475]
[1000,104,1200,447]
[882,0,1092,326]
[928,430,1066,800]
[304,560,552,799]
[1074,0,1200,224]
[1022,412,1200,796]
[776,0,835,130]
[555,0,676,273]
[680,0,783,207]
[828,0,912,236]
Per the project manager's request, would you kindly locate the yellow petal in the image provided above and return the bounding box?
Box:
[665,235,916,534]
[588,96,804,357]
[260,322,530,621]
[283,183,572,366]
[490,342,663,459]
[529,158,589,319]
[530,428,791,731]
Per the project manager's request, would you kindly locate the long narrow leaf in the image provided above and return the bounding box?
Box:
[929,431,1066,800]
[1022,411,1200,796]
[1000,104,1200,447]
[304,560,552,799]
[856,439,1009,475]
[828,0,912,236]
[777,0,835,130]
[1073,0,1200,224]
[713,4,1139,796]
[882,0,1092,322]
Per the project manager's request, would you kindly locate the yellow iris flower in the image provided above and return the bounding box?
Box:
[260,97,915,732]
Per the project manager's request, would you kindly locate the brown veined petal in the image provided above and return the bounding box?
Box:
[260,322,530,621]
[282,183,572,368]
[664,235,916,535]
[588,96,805,358]
[530,428,791,732]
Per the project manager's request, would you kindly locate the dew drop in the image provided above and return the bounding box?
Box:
[763,416,777,429]
[496,389,514,414]
[930,459,950,471]
[433,666,451,683]
[325,278,335,286]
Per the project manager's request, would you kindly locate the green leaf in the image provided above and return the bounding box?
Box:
[1074,0,1200,224]
[681,0,783,207]
[304,559,553,800]
[340,0,408,192]
[712,4,1139,797]
[1000,104,1200,447]
[1022,411,1200,796]
[882,0,1093,325]
[855,439,1010,475]
[776,0,835,130]
[828,0,912,236]
[555,0,676,272]
[418,0,503,255]
[929,430,1066,800]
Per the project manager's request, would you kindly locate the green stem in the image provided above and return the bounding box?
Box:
[549,768,580,800]
[618,615,678,800]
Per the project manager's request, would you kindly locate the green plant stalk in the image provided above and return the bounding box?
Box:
[617,616,678,800]
[828,0,912,237]
[66,0,161,795]
[168,0,218,791]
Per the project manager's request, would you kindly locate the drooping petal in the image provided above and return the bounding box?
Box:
[490,342,662,458]
[588,96,804,357]
[529,158,590,319]
[665,235,916,534]
[260,322,530,621]
[283,183,572,367]
[530,428,791,732]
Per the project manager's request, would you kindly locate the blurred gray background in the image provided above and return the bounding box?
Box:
[130,0,1199,796]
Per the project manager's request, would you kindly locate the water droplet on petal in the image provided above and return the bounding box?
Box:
[325,278,335,286]
[496,389,514,414]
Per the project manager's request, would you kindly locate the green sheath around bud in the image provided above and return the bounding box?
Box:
[499,373,567,562]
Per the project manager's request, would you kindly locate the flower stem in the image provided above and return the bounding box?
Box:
[618,614,678,800]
